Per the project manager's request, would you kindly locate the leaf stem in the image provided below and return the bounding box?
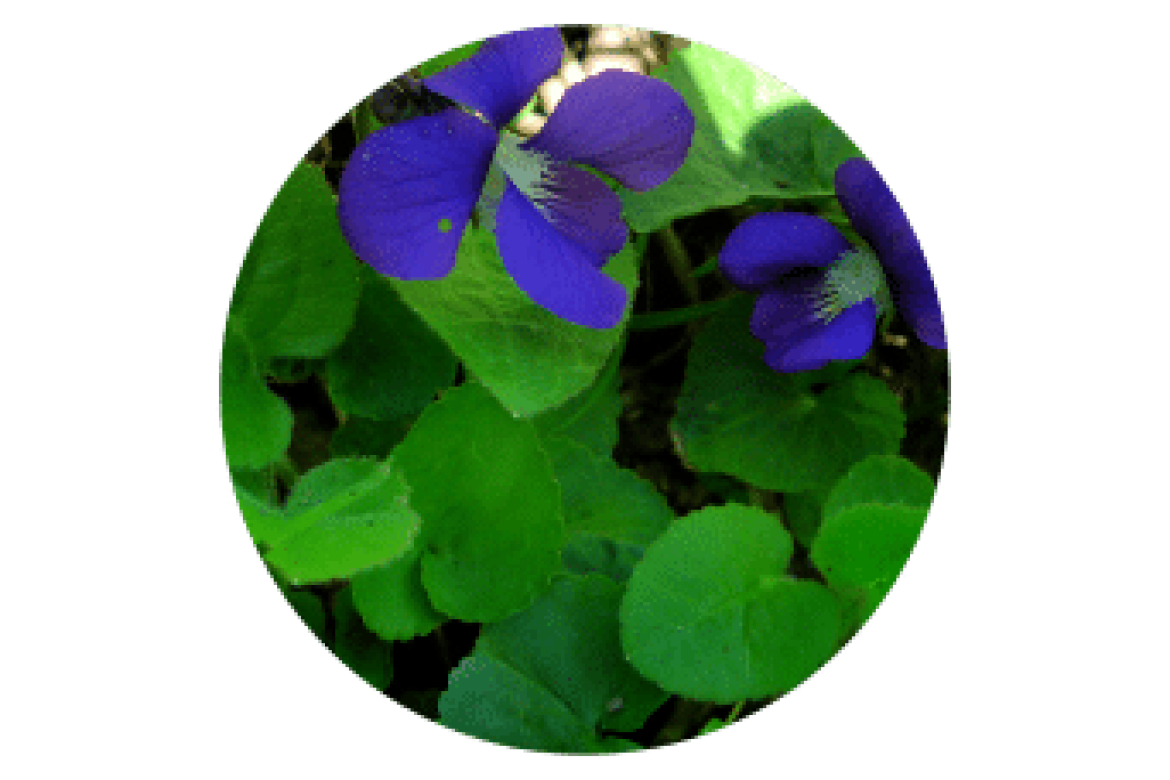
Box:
[690,255,721,278]
[764,188,836,201]
[727,700,746,722]
[656,225,701,304]
[628,295,738,331]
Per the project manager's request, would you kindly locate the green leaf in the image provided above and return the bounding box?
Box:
[821,453,935,520]
[416,36,489,78]
[531,342,623,459]
[621,43,857,233]
[672,296,904,492]
[220,323,293,470]
[782,485,832,549]
[811,455,934,623]
[231,161,361,361]
[329,415,414,460]
[439,654,599,753]
[813,504,927,626]
[283,588,328,644]
[692,720,730,739]
[393,383,563,622]
[350,548,444,642]
[620,504,842,703]
[544,438,673,547]
[229,467,284,540]
[325,268,458,420]
[263,458,421,584]
[560,536,645,584]
[476,575,667,735]
[391,225,639,417]
[439,575,665,751]
[744,104,862,200]
[333,585,395,690]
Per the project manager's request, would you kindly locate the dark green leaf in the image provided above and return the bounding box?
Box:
[220,323,293,470]
[350,548,444,642]
[333,586,395,690]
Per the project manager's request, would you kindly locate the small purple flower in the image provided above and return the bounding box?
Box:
[338,27,694,329]
[718,158,945,373]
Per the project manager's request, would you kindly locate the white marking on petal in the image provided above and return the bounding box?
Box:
[476,132,563,231]
[475,164,506,231]
[812,247,891,321]
[493,132,556,214]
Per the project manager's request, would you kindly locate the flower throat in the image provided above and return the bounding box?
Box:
[476,132,555,230]
[812,247,892,321]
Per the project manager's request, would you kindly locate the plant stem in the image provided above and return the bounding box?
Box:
[727,700,746,723]
[627,295,738,331]
[690,255,721,278]
[656,225,700,304]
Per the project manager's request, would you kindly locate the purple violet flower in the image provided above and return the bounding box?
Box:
[718,158,945,372]
[337,27,695,329]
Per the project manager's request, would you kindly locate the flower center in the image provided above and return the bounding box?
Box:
[812,247,892,321]
[476,133,557,231]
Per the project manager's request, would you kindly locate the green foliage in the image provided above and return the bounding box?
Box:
[220,323,293,470]
[543,438,673,547]
[622,43,861,232]
[393,382,563,622]
[283,588,329,644]
[418,37,486,77]
[351,99,384,143]
[440,575,667,752]
[673,296,905,492]
[230,161,361,362]
[333,586,395,690]
[221,31,947,754]
[350,549,445,642]
[326,267,458,421]
[328,415,415,460]
[812,455,934,625]
[264,458,420,584]
[621,504,842,703]
[391,225,639,417]
[531,343,623,459]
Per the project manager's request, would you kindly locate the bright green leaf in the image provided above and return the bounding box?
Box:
[821,453,935,520]
[621,504,842,703]
[350,548,445,642]
[418,36,486,78]
[622,43,857,232]
[811,455,933,623]
[220,323,293,470]
[231,161,361,361]
[264,458,421,584]
[394,383,562,622]
[391,225,639,417]
[813,503,927,626]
